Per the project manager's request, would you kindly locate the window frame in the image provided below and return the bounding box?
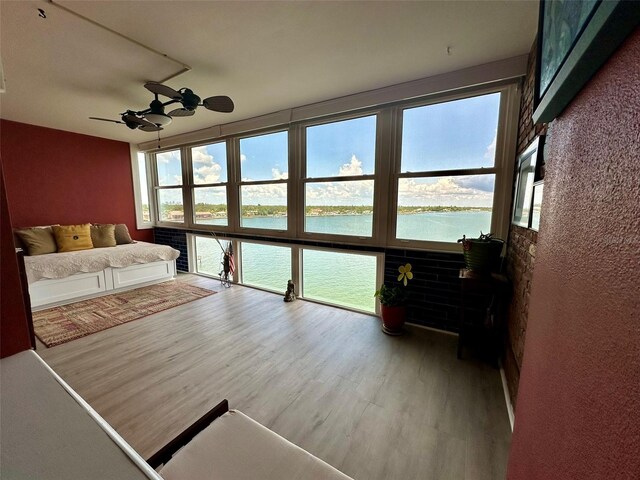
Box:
[297,110,385,246]
[235,128,291,237]
[298,244,384,315]
[152,148,189,227]
[144,82,519,254]
[187,140,233,230]
[387,84,519,251]
[131,147,155,229]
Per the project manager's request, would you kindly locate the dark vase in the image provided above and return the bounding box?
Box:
[380,304,406,335]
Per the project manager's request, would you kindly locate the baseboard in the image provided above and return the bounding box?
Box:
[499,363,515,431]
[405,321,458,336]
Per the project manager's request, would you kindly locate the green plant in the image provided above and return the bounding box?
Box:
[374,263,413,307]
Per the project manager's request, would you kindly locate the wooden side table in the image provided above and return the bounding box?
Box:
[458,268,510,364]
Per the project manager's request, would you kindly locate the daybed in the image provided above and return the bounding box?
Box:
[2,350,353,480]
[148,400,354,480]
[24,241,180,309]
[1,349,162,480]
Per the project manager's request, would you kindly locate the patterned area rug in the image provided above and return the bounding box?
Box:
[33,282,216,347]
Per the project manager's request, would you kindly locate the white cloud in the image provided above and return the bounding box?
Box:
[398,177,493,207]
[271,168,288,180]
[157,150,180,164]
[306,180,374,206]
[240,154,247,162]
[194,164,222,184]
[192,147,214,165]
[242,183,287,203]
[338,154,364,176]
[191,147,224,183]
[484,135,497,161]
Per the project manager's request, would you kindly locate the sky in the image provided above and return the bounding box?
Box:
[156,92,500,207]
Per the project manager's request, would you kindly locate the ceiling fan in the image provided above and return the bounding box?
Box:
[90,82,234,132]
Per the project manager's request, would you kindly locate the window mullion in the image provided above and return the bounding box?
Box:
[227,138,241,232]
[182,146,194,228]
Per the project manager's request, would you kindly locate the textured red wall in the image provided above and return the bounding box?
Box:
[0,120,153,242]
[0,162,33,358]
[507,29,640,479]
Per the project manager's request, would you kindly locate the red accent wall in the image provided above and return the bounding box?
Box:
[0,162,33,358]
[0,120,153,242]
[507,29,640,479]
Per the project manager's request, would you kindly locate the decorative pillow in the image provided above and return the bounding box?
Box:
[114,223,133,245]
[52,224,94,253]
[15,227,57,256]
[90,224,116,248]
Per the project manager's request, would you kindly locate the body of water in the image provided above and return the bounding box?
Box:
[193,211,491,311]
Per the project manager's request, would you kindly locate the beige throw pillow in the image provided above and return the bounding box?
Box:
[15,227,57,256]
[114,224,133,244]
[90,224,117,248]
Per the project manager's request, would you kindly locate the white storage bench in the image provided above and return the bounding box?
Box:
[24,242,180,310]
[29,260,177,309]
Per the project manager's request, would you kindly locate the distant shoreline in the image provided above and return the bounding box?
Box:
[161,206,492,220]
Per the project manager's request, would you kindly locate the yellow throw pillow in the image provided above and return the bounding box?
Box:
[90,224,117,248]
[15,227,57,256]
[53,224,94,253]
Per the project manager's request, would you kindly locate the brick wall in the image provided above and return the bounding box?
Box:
[503,39,547,406]
[155,226,483,332]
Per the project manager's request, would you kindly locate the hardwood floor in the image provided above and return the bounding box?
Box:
[38,274,511,480]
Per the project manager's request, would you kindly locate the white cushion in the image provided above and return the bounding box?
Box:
[158,410,352,480]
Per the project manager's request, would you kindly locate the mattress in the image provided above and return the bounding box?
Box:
[24,241,180,283]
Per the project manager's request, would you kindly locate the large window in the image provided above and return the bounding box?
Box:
[155,150,184,223]
[240,242,291,292]
[193,235,231,278]
[301,248,378,313]
[396,93,500,243]
[239,131,288,231]
[191,142,228,226]
[304,115,377,237]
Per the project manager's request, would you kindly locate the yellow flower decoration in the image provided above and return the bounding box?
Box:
[397,263,413,286]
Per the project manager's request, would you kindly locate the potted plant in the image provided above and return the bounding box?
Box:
[374,263,413,335]
[457,232,504,273]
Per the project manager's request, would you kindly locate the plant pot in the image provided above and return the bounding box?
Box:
[380,304,406,336]
[461,238,504,273]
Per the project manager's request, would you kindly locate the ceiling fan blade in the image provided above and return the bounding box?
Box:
[138,124,163,132]
[202,96,234,113]
[144,82,183,100]
[168,108,195,117]
[122,113,157,128]
[89,117,124,124]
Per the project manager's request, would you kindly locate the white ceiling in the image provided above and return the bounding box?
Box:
[0,0,538,144]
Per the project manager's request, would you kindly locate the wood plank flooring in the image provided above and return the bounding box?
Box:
[38,274,511,480]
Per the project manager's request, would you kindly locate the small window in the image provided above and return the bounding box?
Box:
[156,150,183,186]
[396,175,495,243]
[239,131,288,231]
[401,93,500,172]
[133,152,153,227]
[157,188,184,223]
[191,143,228,226]
[155,150,184,224]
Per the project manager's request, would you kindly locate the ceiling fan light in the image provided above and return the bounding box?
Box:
[144,113,172,126]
